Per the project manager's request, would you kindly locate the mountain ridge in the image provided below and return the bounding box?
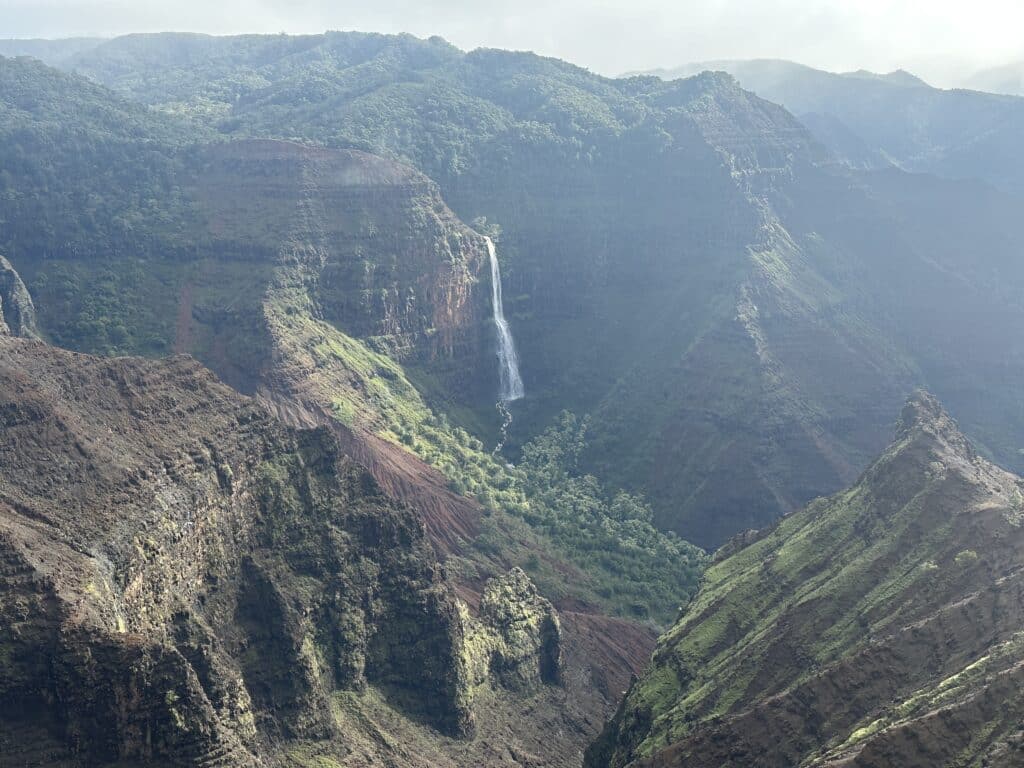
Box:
[639,56,1024,196]
[586,391,1024,767]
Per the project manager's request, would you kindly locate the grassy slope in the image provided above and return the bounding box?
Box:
[264,273,706,626]
[590,393,1024,766]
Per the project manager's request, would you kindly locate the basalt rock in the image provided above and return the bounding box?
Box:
[0,337,473,765]
[0,255,38,338]
[182,139,493,400]
[0,337,615,767]
[587,392,1024,767]
[463,568,562,697]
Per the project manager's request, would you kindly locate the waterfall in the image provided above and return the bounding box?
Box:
[485,237,524,402]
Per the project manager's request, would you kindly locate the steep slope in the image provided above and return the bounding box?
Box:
[0,336,470,764]
[0,336,655,767]
[181,137,493,401]
[648,58,1024,196]
[587,392,1024,767]
[9,38,1024,551]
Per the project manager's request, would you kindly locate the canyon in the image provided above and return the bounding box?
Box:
[2,30,1024,768]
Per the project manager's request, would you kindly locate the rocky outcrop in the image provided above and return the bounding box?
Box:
[462,568,562,697]
[0,338,604,767]
[588,392,1024,768]
[0,256,38,338]
[0,337,473,764]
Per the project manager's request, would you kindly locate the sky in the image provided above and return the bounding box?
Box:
[2,0,1023,85]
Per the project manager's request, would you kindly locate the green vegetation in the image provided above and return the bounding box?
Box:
[26,259,182,355]
[514,413,705,620]
[439,405,705,625]
[268,288,705,625]
[0,56,206,263]
[13,35,1024,551]
[0,56,213,356]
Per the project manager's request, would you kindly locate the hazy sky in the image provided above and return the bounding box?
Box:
[2,0,1023,84]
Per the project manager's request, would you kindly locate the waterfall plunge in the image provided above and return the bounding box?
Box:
[485,237,524,402]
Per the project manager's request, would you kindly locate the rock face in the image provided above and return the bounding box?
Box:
[0,337,545,764]
[0,255,38,338]
[463,568,562,694]
[180,139,492,400]
[588,392,1024,767]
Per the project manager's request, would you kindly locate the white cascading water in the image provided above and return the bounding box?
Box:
[485,237,525,402]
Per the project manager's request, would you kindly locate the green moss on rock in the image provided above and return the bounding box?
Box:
[588,393,1024,768]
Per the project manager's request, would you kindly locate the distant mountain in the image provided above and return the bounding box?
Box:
[0,36,106,66]
[965,60,1024,96]
[644,58,1024,197]
[841,67,930,88]
[641,59,931,90]
[588,392,1024,767]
